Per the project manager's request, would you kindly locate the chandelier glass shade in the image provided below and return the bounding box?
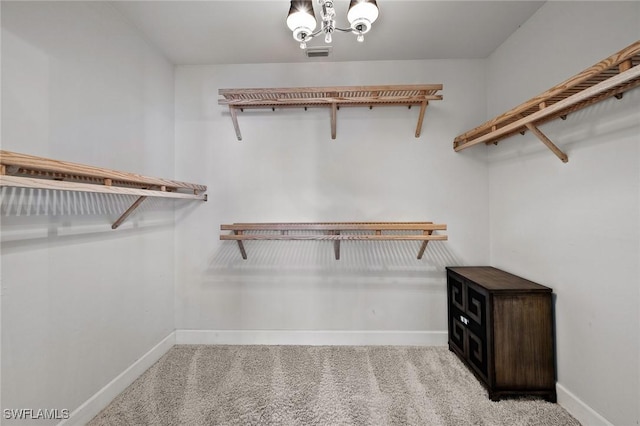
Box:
[287,0,379,49]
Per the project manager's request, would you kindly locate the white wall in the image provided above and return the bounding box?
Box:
[487,2,640,425]
[1,2,177,423]
[174,60,489,341]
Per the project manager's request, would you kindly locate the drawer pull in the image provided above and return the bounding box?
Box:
[460,315,470,325]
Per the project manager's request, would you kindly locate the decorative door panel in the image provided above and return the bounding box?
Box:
[449,275,465,311]
[449,316,466,354]
[466,285,486,327]
[468,329,488,379]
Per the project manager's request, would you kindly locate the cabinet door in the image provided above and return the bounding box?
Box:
[447,272,489,381]
[465,284,489,380]
[447,274,466,355]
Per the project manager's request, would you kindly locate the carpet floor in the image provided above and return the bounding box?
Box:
[89,345,579,425]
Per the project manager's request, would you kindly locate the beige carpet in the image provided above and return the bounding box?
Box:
[89,345,579,425]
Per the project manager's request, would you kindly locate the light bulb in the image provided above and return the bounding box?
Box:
[325,32,332,43]
[347,0,379,25]
[287,1,317,32]
[300,41,307,49]
[357,33,364,42]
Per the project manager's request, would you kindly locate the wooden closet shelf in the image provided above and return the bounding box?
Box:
[220,222,447,260]
[0,150,207,229]
[454,40,640,162]
[218,84,443,141]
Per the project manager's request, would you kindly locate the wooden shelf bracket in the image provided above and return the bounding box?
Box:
[112,196,147,229]
[0,150,207,229]
[220,222,447,260]
[417,229,434,259]
[218,84,443,141]
[331,102,337,140]
[228,106,242,141]
[416,100,429,138]
[524,123,568,163]
[454,41,640,162]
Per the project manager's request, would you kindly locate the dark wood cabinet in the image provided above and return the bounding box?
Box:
[446,266,556,402]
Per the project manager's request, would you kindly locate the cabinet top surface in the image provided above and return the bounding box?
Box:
[446,266,552,292]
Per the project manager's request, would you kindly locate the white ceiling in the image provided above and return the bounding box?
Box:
[111,0,545,65]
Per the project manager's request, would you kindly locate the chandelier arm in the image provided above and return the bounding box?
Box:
[287,0,379,47]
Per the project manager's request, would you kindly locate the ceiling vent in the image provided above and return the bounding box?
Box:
[305,46,332,58]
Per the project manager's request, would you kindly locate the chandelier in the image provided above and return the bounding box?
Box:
[286,0,379,49]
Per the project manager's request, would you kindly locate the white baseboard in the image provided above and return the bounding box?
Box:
[557,382,613,426]
[175,329,448,346]
[59,331,176,426]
